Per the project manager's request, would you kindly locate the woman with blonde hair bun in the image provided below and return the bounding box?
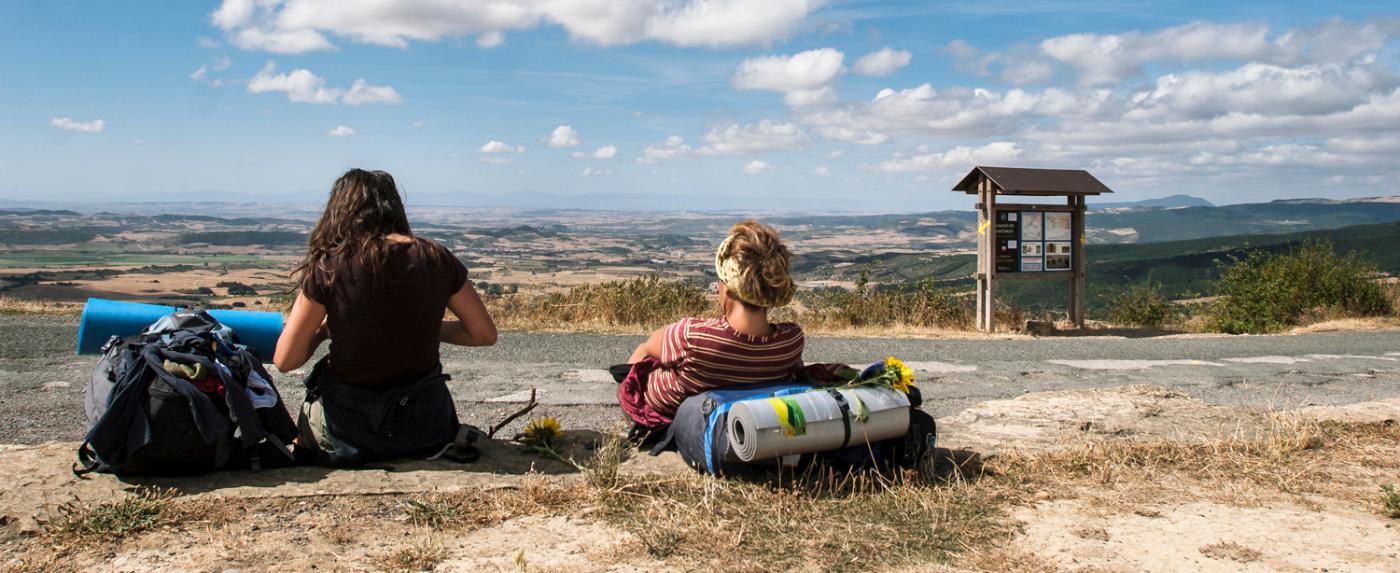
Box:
[619,220,812,428]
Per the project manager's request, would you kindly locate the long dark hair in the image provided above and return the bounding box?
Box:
[294,168,418,292]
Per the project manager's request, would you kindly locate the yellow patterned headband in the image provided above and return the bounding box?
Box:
[714,234,795,308]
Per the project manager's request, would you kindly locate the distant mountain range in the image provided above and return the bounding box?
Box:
[1093,194,1214,210]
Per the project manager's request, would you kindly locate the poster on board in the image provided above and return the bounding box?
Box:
[1045,241,1072,270]
[1045,212,1072,241]
[1021,211,1044,241]
[994,211,1020,273]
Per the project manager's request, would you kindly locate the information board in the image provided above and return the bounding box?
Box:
[993,210,1073,273]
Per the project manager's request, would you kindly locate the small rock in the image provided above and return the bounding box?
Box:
[42,381,70,390]
[1023,320,1056,336]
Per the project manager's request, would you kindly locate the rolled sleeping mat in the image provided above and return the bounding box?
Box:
[77,297,284,361]
[727,386,910,463]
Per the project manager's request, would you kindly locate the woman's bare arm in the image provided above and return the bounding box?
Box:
[441,281,497,347]
[627,327,666,363]
[273,292,329,373]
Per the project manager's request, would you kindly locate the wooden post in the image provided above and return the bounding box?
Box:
[1070,195,1086,327]
[985,188,997,332]
[975,187,986,331]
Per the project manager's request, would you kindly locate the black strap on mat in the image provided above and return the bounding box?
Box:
[826,389,853,449]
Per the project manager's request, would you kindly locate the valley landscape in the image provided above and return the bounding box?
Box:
[6,195,1400,325]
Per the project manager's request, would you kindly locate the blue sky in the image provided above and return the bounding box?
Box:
[2,1,1399,212]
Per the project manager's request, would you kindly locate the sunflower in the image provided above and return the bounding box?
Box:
[884,356,914,393]
[522,416,562,448]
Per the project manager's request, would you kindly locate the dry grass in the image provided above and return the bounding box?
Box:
[1199,541,1262,563]
[374,534,447,573]
[0,295,81,316]
[5,417,1399,572]
[594,467,1011,571]
[1287,316,1400,334]
[986,415,1400,512]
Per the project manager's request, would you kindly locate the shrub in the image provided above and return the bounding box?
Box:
[1107,281,1178,328]
[487,275,709,331]
[216,281,257,295]
[799,279,976,331]
[1209,240,1392,334]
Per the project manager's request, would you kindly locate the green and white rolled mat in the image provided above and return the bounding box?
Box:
[727,386,911,462]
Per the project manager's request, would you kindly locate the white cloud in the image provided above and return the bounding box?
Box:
[343,79,403,105]
[733,47,844,93]
[477,31,504,48]
[190,55,233,87]
[547,125,580,147]
[1001,61,1053,85]
[643,0,824,48]
[573,145,618,159]
[742,159,772,174]
[230,27,335,54]
[412,119,425,128]
[1130,62,1390,119]
[190,65,214,85]
[784,87,837,107]
[49,117,105,133]
[248,62,400,105]
[852,48,911,76]
[210,0,823,53]
[247,62,338,103]
[326,125,355,137]
[639,135,693,163]
[480,140,525,153]
[1039,20,1400,86]
[699,120,807,154]
[479,156,511,164]
[1187,143,1360,167]
[580,166,613,176]
[813,165,830,176]
[197,36,222,49]
[877,142,1022,173]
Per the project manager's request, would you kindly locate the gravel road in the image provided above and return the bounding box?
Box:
[3,314,1399,445]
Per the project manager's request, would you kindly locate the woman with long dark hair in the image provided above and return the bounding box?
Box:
[274,169,496,465]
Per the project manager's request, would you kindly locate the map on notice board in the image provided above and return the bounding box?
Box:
[1045,212,1071,241]
[992,210,1074,274]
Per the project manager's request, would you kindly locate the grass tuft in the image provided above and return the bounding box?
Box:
[1382,484,1400,519]
[1199,541,1262,563]
[375,535,447,573]
[52,488,176,540]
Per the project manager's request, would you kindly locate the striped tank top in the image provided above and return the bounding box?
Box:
[644,317,805,417]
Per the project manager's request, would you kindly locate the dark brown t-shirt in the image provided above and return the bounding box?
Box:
[302,239,468,387]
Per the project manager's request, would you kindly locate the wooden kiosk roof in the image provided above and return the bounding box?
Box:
[952,166,1114,196]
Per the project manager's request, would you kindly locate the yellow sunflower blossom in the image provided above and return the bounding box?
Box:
[884,356,914,393]
[523,416,562,447]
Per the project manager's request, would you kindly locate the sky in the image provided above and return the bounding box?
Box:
[2,1,1399,212]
